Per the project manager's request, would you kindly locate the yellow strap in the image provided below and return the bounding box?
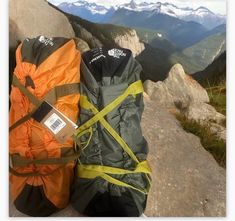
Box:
[78,127,93,150]
[78,161,151,195]
[79,170,149,195]
[75,80,152,193]
[74,80,143,136]
[101,117,140,163]
[78,160,151,175]
[78,95,140,163]
[75,80,144,163]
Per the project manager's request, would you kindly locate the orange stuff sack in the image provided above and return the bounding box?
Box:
[9,36,80,216]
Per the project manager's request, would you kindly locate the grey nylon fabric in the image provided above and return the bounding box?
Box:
[71,49,150,215]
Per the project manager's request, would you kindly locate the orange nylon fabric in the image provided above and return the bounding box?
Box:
[9,39,80,209]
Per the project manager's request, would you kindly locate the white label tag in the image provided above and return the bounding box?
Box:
[44,113,66,135]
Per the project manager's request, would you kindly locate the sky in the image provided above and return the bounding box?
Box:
[48,0,226,15]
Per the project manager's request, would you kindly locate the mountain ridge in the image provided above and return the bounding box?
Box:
[53,0,226,29]
[108,9,208,48]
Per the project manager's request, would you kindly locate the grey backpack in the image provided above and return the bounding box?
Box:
[71,47,151,217]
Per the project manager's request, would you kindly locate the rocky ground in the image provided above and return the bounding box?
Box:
[142,100,225,216]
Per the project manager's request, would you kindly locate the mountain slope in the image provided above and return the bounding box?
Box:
[193,51,226,85]
[66,13,145,57]
[180,32,226,71]
[135,27,178,53]
[108,8,208,48]
[136,43,175,81]
[203,23,226,38]
[67,13,130,46]
[65,13,173,81]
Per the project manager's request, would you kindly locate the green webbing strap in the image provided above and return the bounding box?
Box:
[12,74,80,106]
[10,150,80,167]
[9,109,36,132]
[10,76,81,176]
[10,75,80,131]
[12,75,41,106]
[44,83,80,105]
[9,164,65,177]
[10,147,80,177]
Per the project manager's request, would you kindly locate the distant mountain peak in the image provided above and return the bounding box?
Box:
[58,0,109,15]
[122,0,138,10]
[129,0,137,8]
[55,0,226,29]
[194,6,214,14]
[116,1,214,16]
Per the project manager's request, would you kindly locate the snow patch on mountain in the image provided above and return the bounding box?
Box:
[117,1,220,18]
[58,0,109,15]
[56,0,225,18]
[54,0,226,29]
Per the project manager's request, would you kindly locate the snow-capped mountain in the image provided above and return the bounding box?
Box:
[117,1,225,29]
[56,0,115,22]
[118,0,209,14]
[60,0,109,15]
[54,0,226,29]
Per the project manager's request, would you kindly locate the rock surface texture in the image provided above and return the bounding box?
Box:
[113,29,145,57]
[142,99,226,216]
[74,37,90,53]
[72,23,103,48]
[144,64,209,108]
[144,64,226,141]
[9,0,75,48]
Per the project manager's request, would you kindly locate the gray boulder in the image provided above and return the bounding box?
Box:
[142,99,225,217]
[144,64,209,108]
[72,23,103,48]
[210,123,226,141]
[9,0,75,48]
[9,19,22,48]
[74,37,90,53]
[144,80,173,107]
[144,63,226,140]
[184,102,226,141]
[185,102,226,124]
